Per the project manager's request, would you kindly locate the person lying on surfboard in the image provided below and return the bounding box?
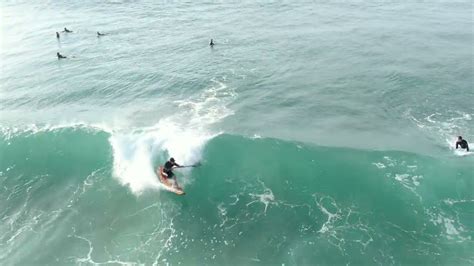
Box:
[162,157,181,180]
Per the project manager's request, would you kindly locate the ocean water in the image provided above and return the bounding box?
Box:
[1,0,473,265]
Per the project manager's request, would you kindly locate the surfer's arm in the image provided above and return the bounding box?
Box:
[467,144,469,151]
[456,142,459,149]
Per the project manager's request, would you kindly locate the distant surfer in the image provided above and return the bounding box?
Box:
[161,157,181,180]
[97,31,107,37]
[57,52,67,59]
[456,136,469,152]
[210,39,215,46]
[56,32,60,39]
[63,27,73,33]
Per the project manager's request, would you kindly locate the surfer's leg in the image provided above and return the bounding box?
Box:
[169,177,179,189]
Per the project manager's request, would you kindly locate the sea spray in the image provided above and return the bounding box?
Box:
[109,78,235,194]
[109,120,213,194]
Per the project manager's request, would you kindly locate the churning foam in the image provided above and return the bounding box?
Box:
[406,110,473,153]
[110,78,236,194]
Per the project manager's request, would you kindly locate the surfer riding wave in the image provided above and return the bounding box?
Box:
[156,157,185,194]
[161,157,181,179]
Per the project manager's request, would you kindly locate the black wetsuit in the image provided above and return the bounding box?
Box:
[163,161,179,178]
[456,139,469,151]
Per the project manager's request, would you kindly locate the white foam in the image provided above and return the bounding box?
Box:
[426,209,469,241]
[109,78,235,195]
[406,110,473,154]
[443,218,460,236]
[394,174,423,187]
[443,198,474,206]
[0,122,113,140]
[372,162,386,169]
[315,196,340,234]
[109,118,216,194]
[109,130,160,194]
[246,181,276,214]
[453,149,473,157]
[173,78,236,127]
[383,156,396,167]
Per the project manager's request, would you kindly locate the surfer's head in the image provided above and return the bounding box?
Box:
[170,157,175,162]
[458,136,463,140]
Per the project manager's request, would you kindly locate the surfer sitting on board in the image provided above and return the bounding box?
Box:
[456,136,469,152]
[162,157,181,180]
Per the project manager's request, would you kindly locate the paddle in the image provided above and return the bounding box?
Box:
[178,162,202,168]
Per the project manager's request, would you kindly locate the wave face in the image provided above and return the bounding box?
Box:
[1,126,472,265]
[1,0,473,264]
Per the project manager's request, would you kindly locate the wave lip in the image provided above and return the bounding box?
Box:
[109,121,214,194]
[110,77,235,194]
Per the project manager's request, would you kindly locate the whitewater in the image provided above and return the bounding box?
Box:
[1,1,473,265]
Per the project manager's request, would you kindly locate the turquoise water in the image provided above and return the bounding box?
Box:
[1,1,473,265]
